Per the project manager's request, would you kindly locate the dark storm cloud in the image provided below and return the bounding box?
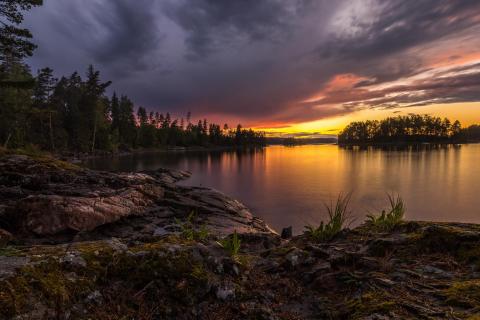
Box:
[26,0,162,77]
[23,0,480,126]
[319,0,480,61]
[87,1,162,74]
[162,0,310,60]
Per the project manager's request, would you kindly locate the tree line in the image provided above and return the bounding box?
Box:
[338,114,480,144]
[0,0,265,153]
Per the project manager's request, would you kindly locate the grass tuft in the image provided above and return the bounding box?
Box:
[218,230,241,257]
[304,193,351,242]
[175,211,209,241]
[366,194,405,232]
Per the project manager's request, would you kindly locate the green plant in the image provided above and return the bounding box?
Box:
[175,211,209,241]
[218,230,241,257]
[304,193,351,242]
[366,194,405,232]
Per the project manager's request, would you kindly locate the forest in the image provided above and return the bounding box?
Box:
[338,114,480,144]
[0,1,265,154]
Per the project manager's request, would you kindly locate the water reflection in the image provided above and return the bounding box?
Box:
[85,144,480,234]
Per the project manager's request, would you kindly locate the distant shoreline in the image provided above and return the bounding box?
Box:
[338,140,480,147]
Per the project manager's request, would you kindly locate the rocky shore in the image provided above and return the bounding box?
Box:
[1,154,480,319]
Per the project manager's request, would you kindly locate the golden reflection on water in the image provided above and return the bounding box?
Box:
[86,144,480,234]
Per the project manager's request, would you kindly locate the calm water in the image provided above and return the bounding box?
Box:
[85,144,480,234]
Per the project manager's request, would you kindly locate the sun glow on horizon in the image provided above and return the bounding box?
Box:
[255,102,480,138]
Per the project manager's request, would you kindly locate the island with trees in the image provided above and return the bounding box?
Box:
[338,114,480,145]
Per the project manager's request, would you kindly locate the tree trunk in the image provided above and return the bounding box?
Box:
[91,114,97,154]
[49,111,55,151]
[3,132,12,148]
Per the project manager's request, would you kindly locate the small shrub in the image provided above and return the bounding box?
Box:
[218,230,241,257]
[304,193,351,242]
[366,194,405,232]
[175,211,209,241]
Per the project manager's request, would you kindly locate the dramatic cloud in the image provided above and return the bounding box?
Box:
[23,0,480,126]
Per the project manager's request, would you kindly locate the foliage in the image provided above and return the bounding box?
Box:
[175,211,209,241]
[0,62,266,151]
[304,193,351,242]
[0,2,266,152]
[338,114,464,144]
[218,230,242,257]
[0,0,43,64]
[366,194,405,232]
[461,124,480,142]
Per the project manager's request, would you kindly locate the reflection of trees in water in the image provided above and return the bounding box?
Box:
[339,144,462,152]
[139,147,266,172]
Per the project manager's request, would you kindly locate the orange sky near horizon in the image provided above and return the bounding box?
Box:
[256,102,480,137]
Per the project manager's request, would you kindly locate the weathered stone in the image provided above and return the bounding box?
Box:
[60,252,87,268]
[215,283,235,300]
[0,256,30,279]
[17,184,164,235]
[0,228,13,247]
[367,234,410,256]
[421,265,454,279]
[284,247,306,268]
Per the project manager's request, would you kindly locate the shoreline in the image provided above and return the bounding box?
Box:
[63,145,267,163]
[338,141,480,147]
[1,154,480,318]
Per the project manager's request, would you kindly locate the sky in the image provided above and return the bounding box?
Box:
[23,0,480,137]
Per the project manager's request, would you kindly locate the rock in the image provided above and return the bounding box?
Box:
[220,257,241,276]
[60,252,87,268]
[313,272,338,291]
[0,154,277,244]
[0,256,30,279]
[364,314,391,320]
[16,184,164,235]
[153,226,175,237]
[359,256,381,270]
[374,277,396,287]
[0,228,13,247]
[281,226,292,239]
[306,245,330,259]
[85,290,103,305]
[246,307,279,320]
[303,261,332,282]
[237,232,281,250]
[327,249,350,266]
[215,283,235,300]
[421,265,454,279]
[284,247,306,268]
[367,234,409,256]
[310,261,332,274]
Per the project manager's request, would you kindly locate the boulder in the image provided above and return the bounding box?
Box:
[16,184,164,235]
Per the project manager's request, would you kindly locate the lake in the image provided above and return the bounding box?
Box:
[85,144,480,234]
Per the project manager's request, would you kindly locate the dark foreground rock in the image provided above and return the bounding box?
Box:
[1,155,480,319]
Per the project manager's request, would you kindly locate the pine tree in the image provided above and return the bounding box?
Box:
[32,67,57,150]
[0,0,42,66]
